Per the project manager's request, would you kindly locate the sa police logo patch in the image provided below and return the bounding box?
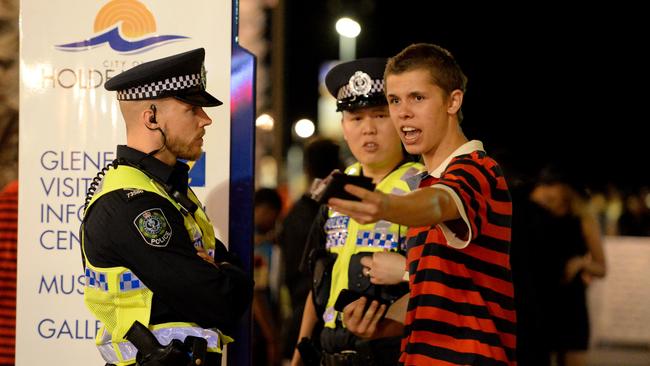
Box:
[133,208,172,247]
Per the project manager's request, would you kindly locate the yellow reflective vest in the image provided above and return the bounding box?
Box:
[82,165,231,366]
[323,161,423,328]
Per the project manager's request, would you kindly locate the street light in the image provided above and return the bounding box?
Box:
[294,118,315,139]
[335,17,360,61]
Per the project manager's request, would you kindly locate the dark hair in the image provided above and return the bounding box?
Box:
[254,188,282,211]
[538,164,587,198]
[385,43,468,121]
[304,137,344,180]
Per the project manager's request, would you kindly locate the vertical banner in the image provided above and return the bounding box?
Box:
[17,1,233,364]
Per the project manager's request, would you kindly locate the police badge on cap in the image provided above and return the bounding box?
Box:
[325,57,387,111]
[105,48,222,107]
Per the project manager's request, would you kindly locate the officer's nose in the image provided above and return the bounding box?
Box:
[361,117,377,135]
[197,107,212,127]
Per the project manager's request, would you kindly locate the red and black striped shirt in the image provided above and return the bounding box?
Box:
[400,148,515,366]
[0,180,17,366]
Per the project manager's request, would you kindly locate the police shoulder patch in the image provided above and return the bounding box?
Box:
[133,208,173,247]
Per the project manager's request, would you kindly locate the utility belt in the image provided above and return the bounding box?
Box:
[108,320,222,366]
[320,328,401,366]
[322,351,365,366]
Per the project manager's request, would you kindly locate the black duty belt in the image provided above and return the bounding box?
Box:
[322,350,366,366]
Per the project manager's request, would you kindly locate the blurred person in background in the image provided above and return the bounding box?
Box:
[617,190,650,236]
[530,166,607,366]
[253,188,285,366]
[506,167,562,366]
[277,137,343,361]
[291,57,423,366]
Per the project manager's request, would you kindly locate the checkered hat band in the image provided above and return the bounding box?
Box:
[117,73,202,100]
[337,79,385,99]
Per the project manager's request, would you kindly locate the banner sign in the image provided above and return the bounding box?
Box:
[17,1,233,364]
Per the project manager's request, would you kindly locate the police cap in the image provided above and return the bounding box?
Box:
[104,48,222,107]
[325,57,387,111]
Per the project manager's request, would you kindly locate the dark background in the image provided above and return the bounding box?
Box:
[282,1,649,192]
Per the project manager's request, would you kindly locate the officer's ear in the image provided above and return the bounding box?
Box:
[144,104,158,130]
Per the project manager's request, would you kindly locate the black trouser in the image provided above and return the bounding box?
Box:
[320,327,401,366]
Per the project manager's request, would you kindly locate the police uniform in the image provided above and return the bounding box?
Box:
[82,48,252,366]
[302,58,424,366]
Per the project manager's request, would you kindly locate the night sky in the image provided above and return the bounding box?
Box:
[282,1,649,192]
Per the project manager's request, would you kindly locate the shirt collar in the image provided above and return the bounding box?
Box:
[429,140,485,178]
[116,145,189,192]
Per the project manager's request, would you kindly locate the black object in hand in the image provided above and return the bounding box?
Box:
[310,170,375,204]
[333,289,388,312]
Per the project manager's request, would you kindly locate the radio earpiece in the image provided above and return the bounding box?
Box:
[149,104,157,124]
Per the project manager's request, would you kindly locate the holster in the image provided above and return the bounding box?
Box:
[320,328,401,366]
[124,320,208,366]
[309,248,337,316]
[297,337,322,366]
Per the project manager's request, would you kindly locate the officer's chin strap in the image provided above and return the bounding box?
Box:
[124,320,207,366]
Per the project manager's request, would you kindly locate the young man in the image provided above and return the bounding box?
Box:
[81,48,252,366]
[329,44,516,365]
[291,58,423,366]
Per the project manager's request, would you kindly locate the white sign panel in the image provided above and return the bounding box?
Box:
[589,236,650,346]
[17,1,232,364]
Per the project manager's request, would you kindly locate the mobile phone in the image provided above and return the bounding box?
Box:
[334,289,363,312]
[311,171,375,204]
[334,289,388,312]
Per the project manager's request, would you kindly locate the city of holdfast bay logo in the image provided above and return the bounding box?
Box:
[55,0,189,54]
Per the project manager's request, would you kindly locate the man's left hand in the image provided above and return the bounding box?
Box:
[342,297,386,339]
[361,252,407,285]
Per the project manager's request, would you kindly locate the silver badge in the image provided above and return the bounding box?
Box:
[348,71,372,96]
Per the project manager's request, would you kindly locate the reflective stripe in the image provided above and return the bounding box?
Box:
[355,230,398,249]
[98,326,227,364]
[119,272,146,291]
[85,269,147,293]
[85,267,108,292]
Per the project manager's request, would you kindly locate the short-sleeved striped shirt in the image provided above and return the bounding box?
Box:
[0,180,18,366]
[400,142,515,366]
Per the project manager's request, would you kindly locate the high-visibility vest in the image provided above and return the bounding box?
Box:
[323,161,423,328]
[82,164,232,366]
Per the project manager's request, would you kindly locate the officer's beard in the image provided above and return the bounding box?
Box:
[165,132,203,161]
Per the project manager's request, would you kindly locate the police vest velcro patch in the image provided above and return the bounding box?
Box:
[133,208,173,247]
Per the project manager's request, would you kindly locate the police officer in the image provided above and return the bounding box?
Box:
[291,58,424,366]
[81,48,253,366]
